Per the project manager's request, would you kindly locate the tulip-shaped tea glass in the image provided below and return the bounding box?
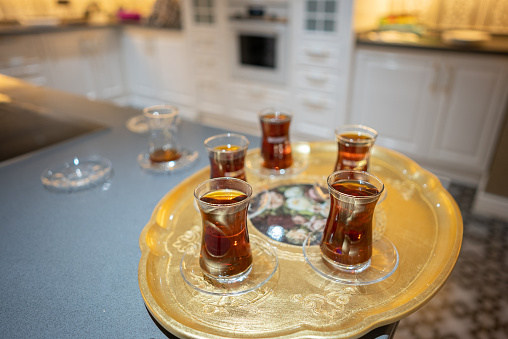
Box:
[334,125,377,172]
[259,107,293,171]
[137,105,198,172]
[180,177,278,295]
[303,170,398,285]
[195,177,253,282]
[204,133,249,181]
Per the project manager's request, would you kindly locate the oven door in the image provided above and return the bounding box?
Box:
[230,21,288,84]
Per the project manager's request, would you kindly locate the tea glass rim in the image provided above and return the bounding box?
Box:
[194,177,253,207]
[204,133,250,153]
[143,104,179,119]
[258,107,293,122]
[327,170,385,201]
[335,124,378,143]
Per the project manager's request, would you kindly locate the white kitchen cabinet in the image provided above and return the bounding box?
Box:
[42,29,125,101]
[123,27,196,120]
[0,34,51,86]
[350,46,508,183]
[42,31,96,99]
[291,0,355,139]
[157,30,195,108]
[350,48,438,156]
[86,29,125,100]
[181,0,226,120]
[429,55,508,174]
[122,27,161,102]
[122,26,196,120]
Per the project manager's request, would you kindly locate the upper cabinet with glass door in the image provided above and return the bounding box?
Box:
[304,0,339,34]
[192,0,216,25]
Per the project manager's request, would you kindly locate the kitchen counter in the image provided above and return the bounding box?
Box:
[357,30,508,56]
[0,75,230,338]
[0,19,180,36]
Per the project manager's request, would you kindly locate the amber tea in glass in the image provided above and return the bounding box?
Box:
[259,107,293,170]
[204,133,249,181]
[194,177,253,283]
[143,105,182,163]
[334,125,377,172]
[320,170,384,273]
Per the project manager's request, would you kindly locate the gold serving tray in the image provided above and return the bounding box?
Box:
[138,141,463,338]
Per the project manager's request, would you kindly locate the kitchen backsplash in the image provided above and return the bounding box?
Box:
[355,0,508,34]
[0,0,157,20]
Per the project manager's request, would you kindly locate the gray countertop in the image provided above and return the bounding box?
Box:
[0,20,180,36]
[357,30,508,56]
[0,75,247,338]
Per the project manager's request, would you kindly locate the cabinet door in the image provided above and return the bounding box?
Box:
[156,31,194,106]
[0,34,50,86]
[122,28,160,99]
[430,56,508,172]
[42,31,96,99]
[350,49,438,157]
[85,29,125,100]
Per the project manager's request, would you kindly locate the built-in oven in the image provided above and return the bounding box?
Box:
[228,2,289,84]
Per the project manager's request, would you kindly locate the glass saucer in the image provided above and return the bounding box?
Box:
[126,115,148,134]
[245,142,310,178]
[303,230,399,285]
[180,235,278,296]
[137,149,198,173]
[41,155,113,193]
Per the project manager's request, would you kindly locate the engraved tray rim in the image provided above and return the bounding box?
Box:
[138,142,463,338]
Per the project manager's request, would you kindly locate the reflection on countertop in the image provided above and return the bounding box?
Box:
[357,30,508,55]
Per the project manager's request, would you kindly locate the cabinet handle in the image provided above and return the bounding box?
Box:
[430,61,441,93]
[443,64,454,94]
[306,47,330,58]
[306,73,328,83]
[303,96,327,108]
[145,37,156,55]
[250,87,266,97]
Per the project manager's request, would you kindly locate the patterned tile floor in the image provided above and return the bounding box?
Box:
[394,184,508,339]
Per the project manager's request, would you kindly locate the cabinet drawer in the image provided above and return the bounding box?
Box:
[193,54,220,74]
[196,77,222,103]
[191,32,218,53]
[298,41,341,67]
[295,90,338,135]
[229,83,289,121]
[296,66,340,93]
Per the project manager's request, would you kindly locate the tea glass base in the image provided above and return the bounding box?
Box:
[41,155,113,193]
[137,149,198,173]
[202,265,253,284]
[321,256,372,274]
[180,235,278,296]
[245,142,310,178]
[303,230,399,285]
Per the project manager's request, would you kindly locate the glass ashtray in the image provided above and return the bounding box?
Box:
[180,235,278,296]
[137,149,199,173]
[41,156,113,193]
[245,142,310,178]
[303,230,399,285]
